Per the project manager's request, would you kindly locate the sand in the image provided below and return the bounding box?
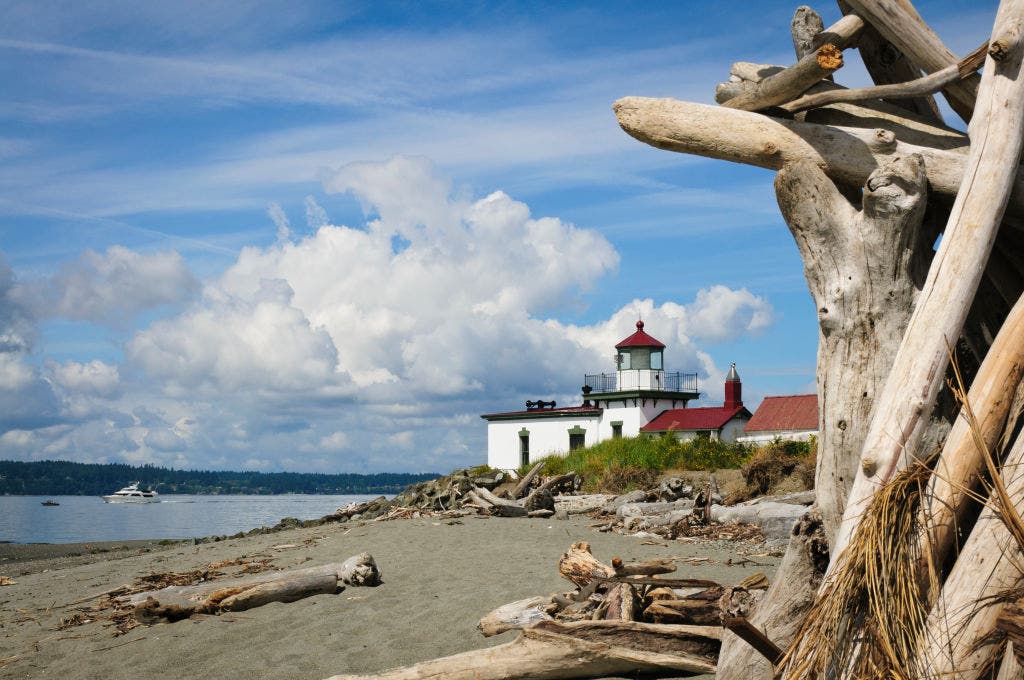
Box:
[0,515,779,679]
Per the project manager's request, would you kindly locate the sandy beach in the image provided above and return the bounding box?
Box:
[0,514,779,679]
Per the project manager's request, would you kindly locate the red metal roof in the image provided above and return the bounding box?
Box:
[744,394,819,433]
[616,320,666,349]
[641,406,750,432]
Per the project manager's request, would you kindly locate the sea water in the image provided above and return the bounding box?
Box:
[0,494,380,544]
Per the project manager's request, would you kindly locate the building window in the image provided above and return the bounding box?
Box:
[611,421,623,439]
[519,428,530,467]
[568,425,586,451]
[650,351,663,370]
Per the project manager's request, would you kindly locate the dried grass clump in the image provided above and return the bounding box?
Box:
[779,459,935,679]
[594,464,658,494]
[741,447,804,495]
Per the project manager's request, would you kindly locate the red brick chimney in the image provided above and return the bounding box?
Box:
[724,362,742,409]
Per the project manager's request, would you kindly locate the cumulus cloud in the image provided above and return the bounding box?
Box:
[15,246,198,325]
[50,360,120,397]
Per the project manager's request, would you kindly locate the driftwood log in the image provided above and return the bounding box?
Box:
[125,553,380,620]
[324,620,720,680]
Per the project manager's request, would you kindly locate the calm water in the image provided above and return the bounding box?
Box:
[0,494,380,544]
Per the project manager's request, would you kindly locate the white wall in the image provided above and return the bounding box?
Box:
[487,414,601,471]
[595,402,664,441]
[719,417,750,443]
[737,429,818,445]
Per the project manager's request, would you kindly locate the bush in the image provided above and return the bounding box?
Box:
[740,437,816,494]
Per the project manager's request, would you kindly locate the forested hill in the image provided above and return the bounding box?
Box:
[0,460,439,496]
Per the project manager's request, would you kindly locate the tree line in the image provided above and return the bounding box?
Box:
[0,460,439,495]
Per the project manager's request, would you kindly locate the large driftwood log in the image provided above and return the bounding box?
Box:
[613,98,1024,214]
[510,461,544,499]
[828,0,1024,565]
[324,620,720,680]
[773,154,930,541]
[841,0,980,122]
[919,426,1024,677]
[717,509,828,678]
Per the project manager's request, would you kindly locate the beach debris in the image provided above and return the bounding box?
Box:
[0,575,16,586]
[328,542,765,680]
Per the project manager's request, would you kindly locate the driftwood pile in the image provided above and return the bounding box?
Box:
[326,542,770,680]
[612,0,1024,677]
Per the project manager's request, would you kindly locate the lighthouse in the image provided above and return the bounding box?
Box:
[481,320,701,471]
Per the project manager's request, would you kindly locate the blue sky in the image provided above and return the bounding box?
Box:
[0,1,998,473]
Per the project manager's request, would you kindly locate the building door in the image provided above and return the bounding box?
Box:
[519,433,530,467]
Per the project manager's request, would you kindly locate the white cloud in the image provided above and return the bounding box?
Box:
[319,431,349,450]
[16,246,198,325]
[50,360,120,397]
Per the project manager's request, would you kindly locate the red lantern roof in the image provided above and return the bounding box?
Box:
[615,320,666,349]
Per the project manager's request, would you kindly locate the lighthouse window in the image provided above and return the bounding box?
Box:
[651,351,663,370]
[568,426,586,451]
[617,352,631,370]
[632,348,650,370]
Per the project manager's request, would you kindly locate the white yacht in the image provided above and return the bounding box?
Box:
[102,482,159,503]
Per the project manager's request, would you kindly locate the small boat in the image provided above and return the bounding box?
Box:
[102,482,159,503]
[41,500,59,506]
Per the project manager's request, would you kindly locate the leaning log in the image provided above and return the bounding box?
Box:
[828,0,1024,565]
[613,97,1024,214]
[323,620,720,680]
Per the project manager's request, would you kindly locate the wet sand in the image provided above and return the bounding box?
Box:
[0,515,779,679]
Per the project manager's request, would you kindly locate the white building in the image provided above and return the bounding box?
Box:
[481,321,701,471]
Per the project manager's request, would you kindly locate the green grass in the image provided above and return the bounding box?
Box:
[517,434,756,491]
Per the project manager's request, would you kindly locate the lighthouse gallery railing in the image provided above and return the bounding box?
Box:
[583,371,698,394]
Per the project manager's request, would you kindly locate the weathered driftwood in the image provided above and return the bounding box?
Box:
[790,5,824,60]
[510,461,544,499]
[613,97,1024,214]
[558,541,614,588]
[837,1,942,120]
[717,509,828,677]
[324,620,720,680]
[611,556,676,577]
[472,485,529,517]
[841,0,980,121]
[773,154,929,541]
[478,596,553,636]
[919,291,1024,572]
[919,423,1024,676]
[997,642,1024,680]
[720,14,861,111]
[724,616,784,666]
[124,554,380,617]
[217,571,338,611]
[782,42,988,113]
[829,0,1024,565]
